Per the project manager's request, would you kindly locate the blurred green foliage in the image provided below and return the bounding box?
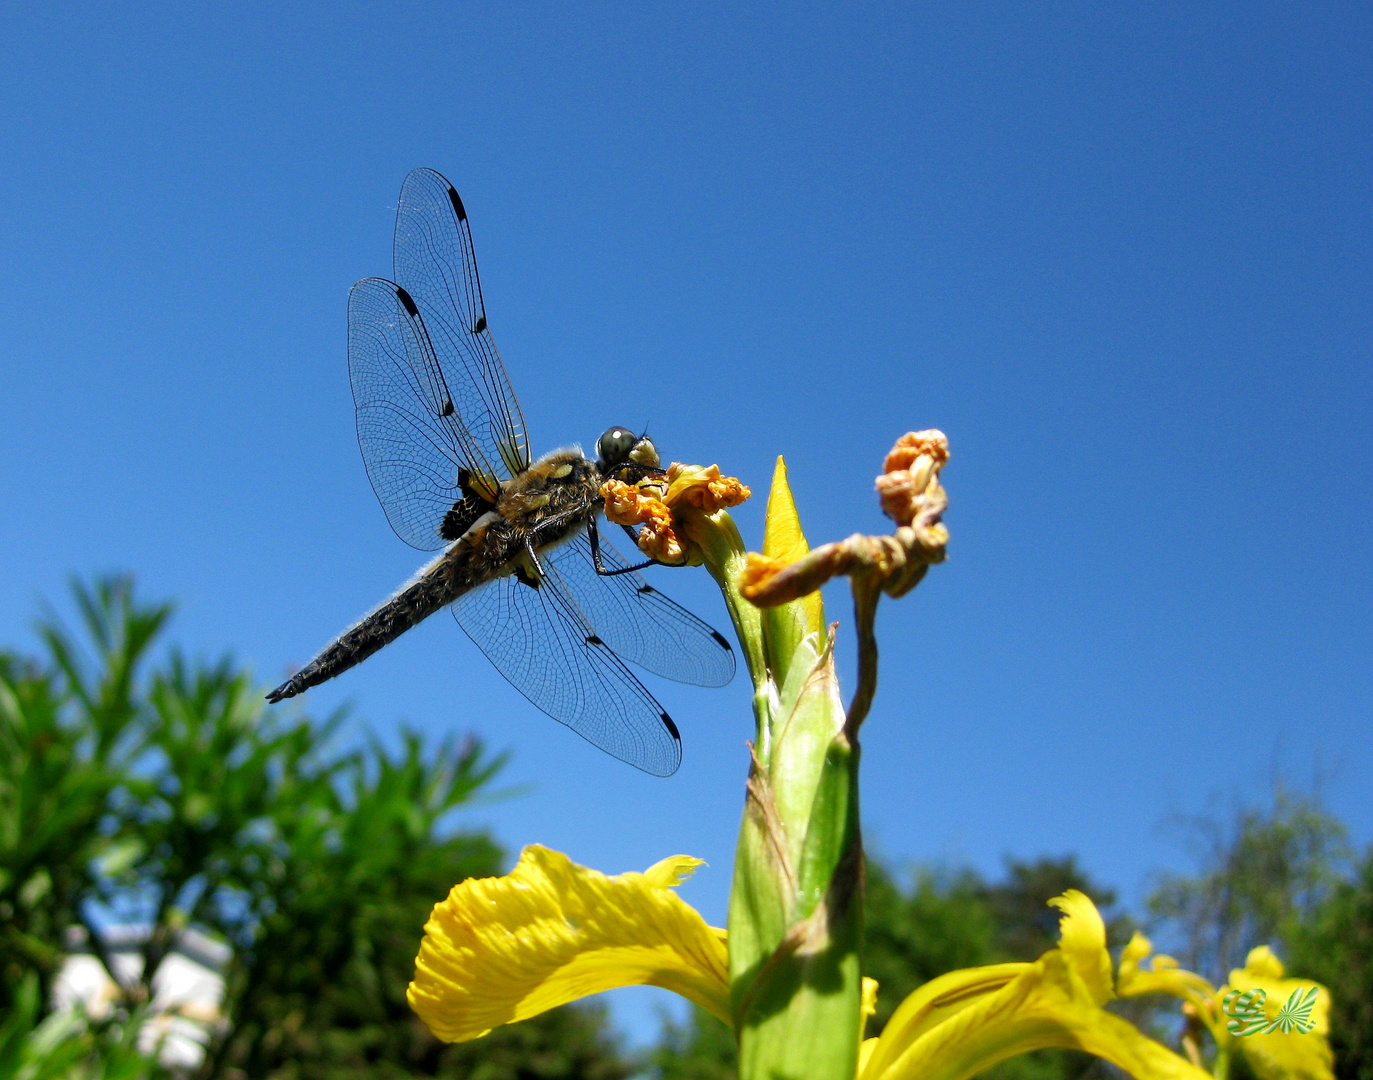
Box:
[0,577,628,1080]
[1290,849,1373,1080]
[0,579,172,1011]
[0,972,169,1080]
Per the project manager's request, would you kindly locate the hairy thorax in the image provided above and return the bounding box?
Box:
[446,450,603,586]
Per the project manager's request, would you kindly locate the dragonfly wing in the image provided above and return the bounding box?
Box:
[547,532,736,687]
[393,168,531,481]
[348,277,499,550]
[451,571,683,776]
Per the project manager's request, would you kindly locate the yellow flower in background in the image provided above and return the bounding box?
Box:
[1118,937,1333,1080]
[1117,932,1216,1010]
[409,851,1216,1080]
[856,892,1207,1080]
[1219,948,1332,1080]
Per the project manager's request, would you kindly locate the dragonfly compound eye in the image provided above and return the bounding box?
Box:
[596,426,638,466]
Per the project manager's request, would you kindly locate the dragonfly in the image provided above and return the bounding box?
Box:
[267,168,734,776]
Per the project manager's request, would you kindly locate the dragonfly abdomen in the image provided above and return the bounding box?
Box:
[266,557,468,702]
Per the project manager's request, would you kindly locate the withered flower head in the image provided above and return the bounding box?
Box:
[601,463,751,566]
[882,429,950,475]
[740,430,949,607]
[662,463,751,513]
[737,553,791,597]
[875,429,948,527]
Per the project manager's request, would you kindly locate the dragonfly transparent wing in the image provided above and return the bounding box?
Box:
[548,533,735,687]
[348,277,498,550]
[451,568,683,776]
[393,168,531,481]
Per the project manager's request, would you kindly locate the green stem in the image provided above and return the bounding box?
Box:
[693,509,772,746]
[1212,1040,1232,1080]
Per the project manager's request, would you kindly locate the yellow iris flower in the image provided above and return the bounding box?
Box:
[409,848,1219,1080]
[1118,936,1333,1080]
[408,439,1335,1080]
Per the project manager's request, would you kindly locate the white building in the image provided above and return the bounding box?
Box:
[53,926,230,1072]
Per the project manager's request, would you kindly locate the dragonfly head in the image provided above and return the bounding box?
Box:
[596,427,660,473]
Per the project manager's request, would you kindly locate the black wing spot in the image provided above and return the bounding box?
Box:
[660,712,681,740]
[513,564,540,589]
[440,399,455,416]
[439,493,491,541]
[586,634,605,646]
[456,469,495,503]
[448,186,467,221]
[395,286,420,317]
[636,584,657,595]
[711,630,733,650]
[473,315,487,334]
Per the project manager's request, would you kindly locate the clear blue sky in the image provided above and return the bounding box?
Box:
[2,0,1369,1043]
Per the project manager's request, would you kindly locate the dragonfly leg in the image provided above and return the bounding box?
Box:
[589,516,662,576]
[522,506,592,581]
[522,536,548,581]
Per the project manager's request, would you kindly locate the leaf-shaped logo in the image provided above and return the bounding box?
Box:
[1222,988,1269,1036]
[1264,986,1319,1035]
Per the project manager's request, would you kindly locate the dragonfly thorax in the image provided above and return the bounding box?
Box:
[499,449,601,521]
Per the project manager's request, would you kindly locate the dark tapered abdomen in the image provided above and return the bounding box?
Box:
[266,561,466,702]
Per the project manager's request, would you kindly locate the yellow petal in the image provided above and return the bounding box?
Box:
[868,890,1112,1077]
[1239,945,1287,981]
[762,456,824,640]
[861,952,1210,1080]
[1116,932,1214,1008]
[1223,949,1333,1080]
[763,457,810,564]
[858,1037,882,1079]
[408,845,731,1043]
[861,893,1209,1080]
[1233,1025,1334,1080]
[863,963,1030,1079]
[861,976,880,1034]
[1118,931,1152,980]
[1048,891,1113,1006]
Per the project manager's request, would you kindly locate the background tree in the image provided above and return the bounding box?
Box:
[1289,848,1373,1080]
[0,579,169,1012]
[0,577,629,1080]
[1147,792,1350,983]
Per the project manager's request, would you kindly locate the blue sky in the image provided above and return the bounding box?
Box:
[2,0,1369,1044]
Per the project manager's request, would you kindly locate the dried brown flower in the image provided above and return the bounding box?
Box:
[600,463,750,566]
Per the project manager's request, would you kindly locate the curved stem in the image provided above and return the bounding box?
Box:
[845,576,882,734]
